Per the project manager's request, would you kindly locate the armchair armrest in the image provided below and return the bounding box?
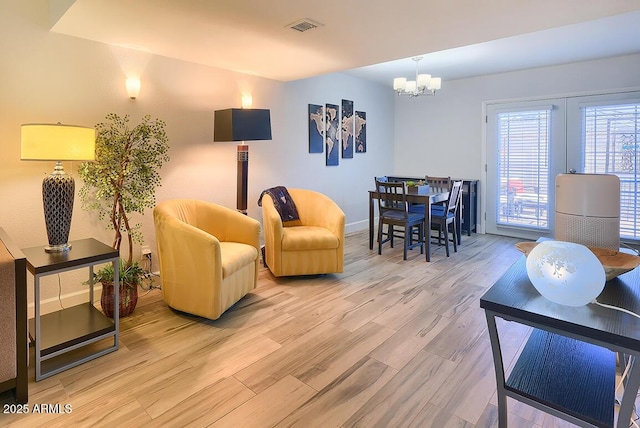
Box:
[261,195,285,258]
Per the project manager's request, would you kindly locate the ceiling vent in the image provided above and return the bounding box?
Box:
[287,18,323,33]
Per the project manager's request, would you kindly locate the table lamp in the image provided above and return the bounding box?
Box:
[21,123,95,252]
[213,108,272,214]
[525,240,606,306]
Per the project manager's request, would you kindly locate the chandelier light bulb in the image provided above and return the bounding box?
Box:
[393,77,407,91]
[417,74,431,89]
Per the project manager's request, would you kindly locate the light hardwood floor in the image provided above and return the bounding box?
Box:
[1,231,588,427]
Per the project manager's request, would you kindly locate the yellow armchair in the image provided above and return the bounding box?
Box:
[261,188,345,277]
[153,199,260,320]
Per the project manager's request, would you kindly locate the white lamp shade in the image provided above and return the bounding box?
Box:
[21,124,95,161]
[405,80,417,93]
[241,94,253,108]
[417,73,431,89]
[126,77,141,99]
[428,77,442,90]
[525,240,606,307]
[393,77,407,91]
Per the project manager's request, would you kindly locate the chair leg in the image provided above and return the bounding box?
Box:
[403,230,408,260]
[443,225,450,257]
[424,221,430,262]
[452,222,458,253]
[377,220,383,255]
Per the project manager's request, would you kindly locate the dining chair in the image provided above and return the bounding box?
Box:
[430,180,463,257]
[425,176,452,193]
[425,176,451,209]
[374,176,390,243]
[375,179,426,260]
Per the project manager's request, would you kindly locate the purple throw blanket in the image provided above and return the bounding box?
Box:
[258,186,300,222]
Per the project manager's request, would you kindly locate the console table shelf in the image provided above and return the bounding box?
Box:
[506,329,615,427]
[28,303,115,357]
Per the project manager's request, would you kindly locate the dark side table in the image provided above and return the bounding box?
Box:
[22,238,119,381]
[480,257,640,428]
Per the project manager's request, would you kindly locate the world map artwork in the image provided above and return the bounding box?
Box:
[325,103,340,166]
[308,103,366,165]
[341,99,354,159]
[355,111,367,153]
[308,104,324,153]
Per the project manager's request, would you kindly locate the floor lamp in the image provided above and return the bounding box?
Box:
[213,108,272,214]
[21,123,95,252]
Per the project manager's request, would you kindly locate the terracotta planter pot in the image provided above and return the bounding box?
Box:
[100,281,138,318]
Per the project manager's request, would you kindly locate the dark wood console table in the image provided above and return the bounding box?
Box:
[22,238,119,381]
[480,257,640,427]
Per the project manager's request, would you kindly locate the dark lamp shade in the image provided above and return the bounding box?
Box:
[214,108,272,142]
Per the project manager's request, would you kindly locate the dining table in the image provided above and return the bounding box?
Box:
[368,189,450,261]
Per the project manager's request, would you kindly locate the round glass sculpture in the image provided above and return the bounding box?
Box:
[525,240,606,307]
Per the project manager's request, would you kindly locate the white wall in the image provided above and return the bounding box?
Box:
[0,0,394,312]
[393,53,640,232]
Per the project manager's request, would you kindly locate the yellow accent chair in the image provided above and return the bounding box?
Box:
[153,199,260,320]
[261,188,345,277]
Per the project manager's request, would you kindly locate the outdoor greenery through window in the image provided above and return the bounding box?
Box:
[496,109,551,229]
[582,103,640,240]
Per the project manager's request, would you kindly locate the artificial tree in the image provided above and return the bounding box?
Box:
[79,113,169,317]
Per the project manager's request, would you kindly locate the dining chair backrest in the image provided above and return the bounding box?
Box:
[446,181,463,215]
[425,176,452,193]
[374,176,389,187]
[375,180,408,219]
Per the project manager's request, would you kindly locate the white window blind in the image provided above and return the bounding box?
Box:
[582,103,640,240]
[496,109,551,229]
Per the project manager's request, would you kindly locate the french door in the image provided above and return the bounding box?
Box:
[486,91,640,242]
[486,99,566,240]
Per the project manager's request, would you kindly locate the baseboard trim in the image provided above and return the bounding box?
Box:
[27,288,99,319]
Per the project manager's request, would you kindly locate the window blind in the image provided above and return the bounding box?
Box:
[496,109,551,229]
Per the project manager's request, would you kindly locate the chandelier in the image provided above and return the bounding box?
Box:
[393,57,442,97]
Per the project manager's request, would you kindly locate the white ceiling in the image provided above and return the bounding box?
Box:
[49,0,640,84]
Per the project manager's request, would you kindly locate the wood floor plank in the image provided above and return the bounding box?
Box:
[274,357,397,428]
[424,305,489,364]
[429,333,502,424]
[149,376,255,427]
[407,402,475,428]
[343,350,457,427]
[370,309,452,370]
[210,375,315,428]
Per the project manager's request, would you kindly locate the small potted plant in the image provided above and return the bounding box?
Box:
[406,179,429,194]
[79,113,169,317]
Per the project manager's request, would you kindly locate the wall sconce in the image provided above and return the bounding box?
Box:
[126,77,141,100]
[241,94,253,109]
